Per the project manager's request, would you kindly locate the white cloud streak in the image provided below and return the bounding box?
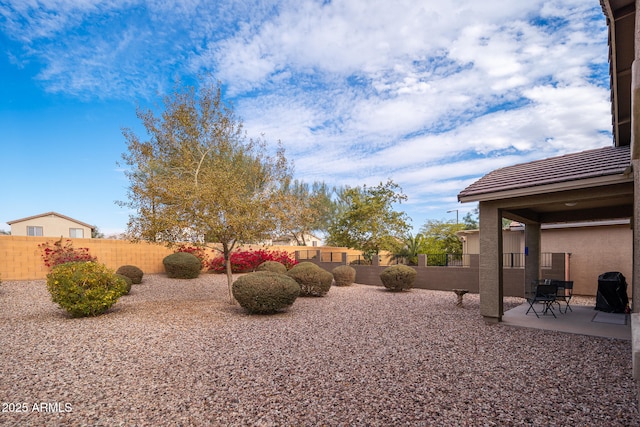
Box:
[0,0,612,227]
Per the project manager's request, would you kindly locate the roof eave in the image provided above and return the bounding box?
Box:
[6,211,95,230]
[458,173,633,203]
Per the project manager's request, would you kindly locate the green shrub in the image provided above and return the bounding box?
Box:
[332,265,356,286]
[163,252,202,279]
[256,261,288,274]
[380,265,417,292]
[232,271,300,314]
[294,261,318,269]
[286,263,333,297]
[46,262,128,317]
[116,265,144,284]
[115,274,133,294]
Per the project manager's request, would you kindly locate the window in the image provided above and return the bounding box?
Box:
[69,228,84,238]
[27,226,43,236]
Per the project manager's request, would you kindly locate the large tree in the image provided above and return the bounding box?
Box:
[420,220,465,254]
[274,179,338,245]
[118,80,291,300]
[326,179,410,257]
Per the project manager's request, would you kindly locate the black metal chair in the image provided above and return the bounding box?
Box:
[526,281,558,318]
[551,280,573,313]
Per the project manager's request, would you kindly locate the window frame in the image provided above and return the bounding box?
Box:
[69,228,84,238]
[27,226,43,236]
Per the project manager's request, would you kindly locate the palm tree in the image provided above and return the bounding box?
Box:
[391,233,426,265]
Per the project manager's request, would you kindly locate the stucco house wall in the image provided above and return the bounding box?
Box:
[461,221,632,296]
[541,222,632,296]
[8,212,94,239]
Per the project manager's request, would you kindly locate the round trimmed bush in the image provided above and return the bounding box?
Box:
[256,261,287,274]
[116,265,144,284]
[46,261,129,317]
[115,274,133,294]
[163,252,202,279]
[380,265,417,292]
[286,263,333,297]
[332,265,356,286]
[232,271,300,314]
[294,261,319,269]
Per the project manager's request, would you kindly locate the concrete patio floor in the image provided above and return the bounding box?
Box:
[502,302,631,340]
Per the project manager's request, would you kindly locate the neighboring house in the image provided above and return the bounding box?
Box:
[7,212,94,239]
[270,233,323,247]
[458,220,632,296]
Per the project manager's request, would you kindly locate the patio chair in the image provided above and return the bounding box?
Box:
[526,281,558,318]
[551,280,573,313]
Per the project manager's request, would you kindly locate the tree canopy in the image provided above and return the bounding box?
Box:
[274,179,338,245]
[118,80,291,299]
[326,179,410,257]
[420,220,465,255]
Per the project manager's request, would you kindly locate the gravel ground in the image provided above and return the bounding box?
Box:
[0,274,638,426]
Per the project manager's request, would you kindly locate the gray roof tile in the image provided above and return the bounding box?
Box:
[458,145,631,200]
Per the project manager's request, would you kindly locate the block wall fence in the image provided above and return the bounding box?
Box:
[0,235,572,298]
[0,235,359,281]
[302,251,568,298]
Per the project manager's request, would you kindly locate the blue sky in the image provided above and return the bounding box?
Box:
[1,0,612,236]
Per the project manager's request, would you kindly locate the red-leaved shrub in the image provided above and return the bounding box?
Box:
[174,244,209,264]
[39,238,96,269]
[208,248,297,273]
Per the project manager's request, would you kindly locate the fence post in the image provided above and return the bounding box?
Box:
[372,255,380,266]
[341,252,347,265]
[418,254,426,267]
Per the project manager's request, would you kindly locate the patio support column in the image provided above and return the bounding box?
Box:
[479,201,503,323]
[630,4,640,394]
[633,160,640,313]
[632,8,640,313]
[524,223,541,293]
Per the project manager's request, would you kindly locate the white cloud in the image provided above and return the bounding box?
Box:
[0,0,613,227]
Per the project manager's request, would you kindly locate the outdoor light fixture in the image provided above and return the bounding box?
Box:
[565,202,577,207]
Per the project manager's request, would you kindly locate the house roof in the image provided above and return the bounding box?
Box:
[7,212,95,230]
[458,145,632,202]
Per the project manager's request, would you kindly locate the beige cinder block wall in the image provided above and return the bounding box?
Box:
[541,223,632,297]
[461,222,632,297]
[0,235,349,281]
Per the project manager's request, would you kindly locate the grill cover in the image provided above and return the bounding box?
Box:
[595,272,629,313]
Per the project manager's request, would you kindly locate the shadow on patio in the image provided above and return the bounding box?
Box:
[502,301,631,341]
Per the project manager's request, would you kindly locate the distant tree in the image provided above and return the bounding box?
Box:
[326,179,410,257]
[420,220,464,255]
[91,226,105,239]
[308,181,341,239]
[391,233,427,265]
[274,179,338,245]
[463,206,511,229]
[0,229,10,235]
[118,80,291,301]
[462,208,479,230]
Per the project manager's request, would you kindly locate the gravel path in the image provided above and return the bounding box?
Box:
[1,274,638,426]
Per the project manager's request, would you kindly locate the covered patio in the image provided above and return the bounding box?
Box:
[457,0,640,399]
[457,144,634,324]
[503,301,631,341]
